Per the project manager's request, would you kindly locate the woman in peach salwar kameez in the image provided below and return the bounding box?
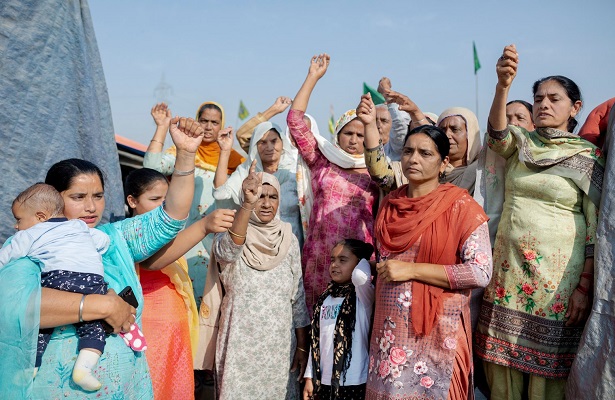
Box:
[366,124,492,400]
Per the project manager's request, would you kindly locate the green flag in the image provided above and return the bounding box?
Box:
[328,114,335,134]
[362,82,386,105]
[473,41,481,74]
[238,100,249,120]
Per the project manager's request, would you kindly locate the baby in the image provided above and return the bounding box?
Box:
[0,183,110,391]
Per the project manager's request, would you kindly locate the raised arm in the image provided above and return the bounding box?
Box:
[386,90,429,130]
[145,102,172,153]
[488,44,518,134]
[213,127,235,189]
[379,77,412,158]
[139,209,235,270]
[163,116,205,220]
[290,53,329,113]
[236,97,292,153]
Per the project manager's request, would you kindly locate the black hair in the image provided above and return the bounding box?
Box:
[403,124,450,160]
[197,103,223,120]
[506,100,534,122]
[124,168,168,216]
[532,75,582,132]
[45,159,106,192]
[124,168,168,199]
[335,239,374,261]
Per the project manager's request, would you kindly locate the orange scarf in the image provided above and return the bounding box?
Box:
[375,183,488,335]
[165,101,245,173]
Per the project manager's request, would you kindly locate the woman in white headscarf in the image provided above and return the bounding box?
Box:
[213,121,303,246]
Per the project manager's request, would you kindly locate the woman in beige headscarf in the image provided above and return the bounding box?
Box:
[205,163,310,400]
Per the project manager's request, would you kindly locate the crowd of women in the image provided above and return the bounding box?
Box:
[1,44,612,400]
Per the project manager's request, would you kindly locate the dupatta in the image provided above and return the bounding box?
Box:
[375,183,488,335]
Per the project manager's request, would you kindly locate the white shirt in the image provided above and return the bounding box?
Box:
[0,219,108,276]
[304,259,374,385]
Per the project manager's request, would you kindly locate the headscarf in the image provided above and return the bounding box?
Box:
[286,114,318,241]
[214,122,296,205]
[165,101,244,173]
[241,173,294,269]
[196,173,293,370]
[437,107,481,192]
[375,183,488,335]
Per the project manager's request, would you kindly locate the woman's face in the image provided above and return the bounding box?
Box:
[533,80,581,131]
[337,119,365,155]
[127,180,168,216]
[401,133,448,186]
[506,102,535,131]
[60,173,105,228]
[438,116,467,165]
[329,244,358,284]
[254,184,279,224]
[198,108,223,144]
[257,130,284,167]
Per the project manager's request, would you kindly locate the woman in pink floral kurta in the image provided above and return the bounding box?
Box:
[287,54,379,311]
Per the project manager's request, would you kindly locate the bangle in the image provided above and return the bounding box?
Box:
[412,118,428,125]
[228,229,246,239]
[580,272,593,280]
[150,139,164,145]
[79,294,87,323]
[240,204,255,212]
[576,284,589,296]
[296,347,308,353]
[172,168,195,176]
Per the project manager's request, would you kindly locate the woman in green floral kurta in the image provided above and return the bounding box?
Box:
[475,45,605,400]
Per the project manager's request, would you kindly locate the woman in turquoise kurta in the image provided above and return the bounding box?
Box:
[475,45,605,400]
[143,102,244,307]
[0,116,205,398]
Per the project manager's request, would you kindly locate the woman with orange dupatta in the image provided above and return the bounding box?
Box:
[362,120,492,399]
[144,101,244,308]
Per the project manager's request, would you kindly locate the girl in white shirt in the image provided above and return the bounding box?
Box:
[303,239,374,400]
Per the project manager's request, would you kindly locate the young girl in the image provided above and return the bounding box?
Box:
[303,239,375,400]
[124,168,198,399]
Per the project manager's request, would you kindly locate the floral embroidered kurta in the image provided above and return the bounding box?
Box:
[144,152,234,307]
[475,129,599,379]
[213,232,310,400]
[287,109,379,311]
[366,222,492,400]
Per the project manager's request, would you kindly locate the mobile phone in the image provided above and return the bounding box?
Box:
[118,286,138,308]
[101,286,139,334]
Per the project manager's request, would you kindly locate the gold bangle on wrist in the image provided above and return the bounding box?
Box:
[240,204,255,212]
[296,347,308,353]
[150,139,164,145]
[228,229,246,239]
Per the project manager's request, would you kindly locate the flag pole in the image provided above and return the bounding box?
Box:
[475,73,479,123]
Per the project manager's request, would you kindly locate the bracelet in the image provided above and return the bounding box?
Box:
[576,284,589,296]
[580,272,593,280]
[228,229,246,239]
[150,139,164,145]
[296,347,308,353]
[240,204,255,212]
[79,294,87,323]
[172,168,195,176]
[412,117,428,125]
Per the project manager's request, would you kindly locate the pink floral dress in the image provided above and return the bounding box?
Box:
[287,109,379,311]
[366,222,492,400]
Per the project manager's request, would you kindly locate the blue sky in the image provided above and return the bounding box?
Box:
[89,0,615,147]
